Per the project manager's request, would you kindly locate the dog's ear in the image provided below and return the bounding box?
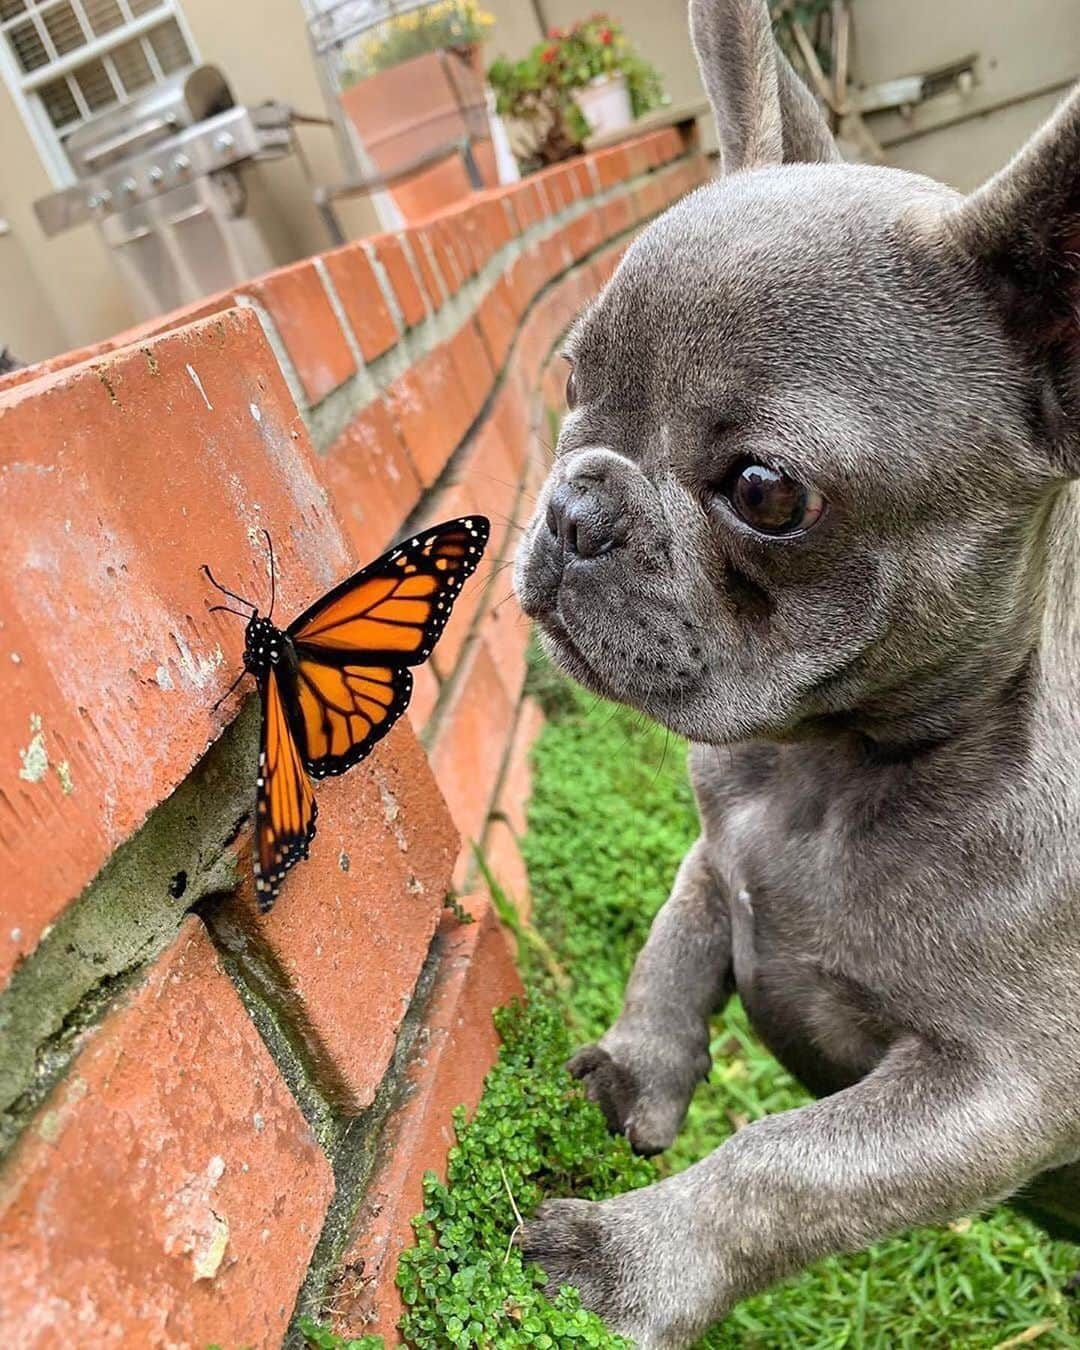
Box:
[689,0,839,171]
[950,89,1080,476]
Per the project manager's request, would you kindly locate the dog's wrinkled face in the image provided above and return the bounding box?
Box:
[515,162,1058,745]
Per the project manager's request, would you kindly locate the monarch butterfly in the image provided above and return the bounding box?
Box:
[203,517,490,911]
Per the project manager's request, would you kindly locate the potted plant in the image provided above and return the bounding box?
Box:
[337,1,499,218]
[488,14,665,172]
[340,0,495,85]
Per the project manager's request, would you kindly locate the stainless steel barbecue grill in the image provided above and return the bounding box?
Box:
[33,64,295,319]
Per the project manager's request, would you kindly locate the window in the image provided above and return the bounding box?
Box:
[0,1,198,185]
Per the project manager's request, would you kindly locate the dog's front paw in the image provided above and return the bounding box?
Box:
[521,1191,711,1349]
[568,1030,709,1155]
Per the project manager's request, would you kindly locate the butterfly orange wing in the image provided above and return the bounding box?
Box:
[254,665,318,909]
[283,517,489,779]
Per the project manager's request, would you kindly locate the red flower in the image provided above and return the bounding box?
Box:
[599,26,613,43]
[541,44,558,62]
[547,26,564,38]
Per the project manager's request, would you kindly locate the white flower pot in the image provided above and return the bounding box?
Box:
[575,73,633,138]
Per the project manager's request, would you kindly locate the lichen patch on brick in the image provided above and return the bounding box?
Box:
[17,714,47,784]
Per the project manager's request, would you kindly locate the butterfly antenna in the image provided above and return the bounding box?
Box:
[201,563,257,611]
[263,529,276,620]
[210,668,246,714]
[207,604,252,619]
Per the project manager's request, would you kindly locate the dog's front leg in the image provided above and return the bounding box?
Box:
[524,1042,1061,1348]
[568,837,733,1155]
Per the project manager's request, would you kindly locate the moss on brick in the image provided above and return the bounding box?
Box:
[284,926,448,1348]
[0,699,258,1160]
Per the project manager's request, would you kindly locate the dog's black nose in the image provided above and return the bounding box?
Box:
[545,480,621,558]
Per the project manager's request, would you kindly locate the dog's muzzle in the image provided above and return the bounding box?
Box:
[517,448,631,618]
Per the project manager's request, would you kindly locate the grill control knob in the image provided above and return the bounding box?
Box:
[121,176,138,196]
[213,132,236,159]
[148,165,165,187]
[172,153,192,174]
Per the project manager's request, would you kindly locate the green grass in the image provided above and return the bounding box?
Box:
[303,655,1080,1348]
[521,662,1080,1349]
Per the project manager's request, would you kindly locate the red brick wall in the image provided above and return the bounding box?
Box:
[0,128,710,1346]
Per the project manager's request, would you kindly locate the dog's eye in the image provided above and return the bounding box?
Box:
[727,464,825,535]
[565,365,578,410]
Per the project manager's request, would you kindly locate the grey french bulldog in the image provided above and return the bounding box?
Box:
[512,0,1080,1344]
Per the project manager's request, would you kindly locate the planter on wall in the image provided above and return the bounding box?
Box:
[339,47,498,221]
[575,73,633,138]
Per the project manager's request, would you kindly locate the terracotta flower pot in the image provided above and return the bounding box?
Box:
[339,48,495,220]
[574,72,633,138]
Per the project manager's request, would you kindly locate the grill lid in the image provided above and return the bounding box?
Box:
[64,65,234,179]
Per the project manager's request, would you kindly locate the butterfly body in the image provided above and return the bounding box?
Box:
[207,517,490,911]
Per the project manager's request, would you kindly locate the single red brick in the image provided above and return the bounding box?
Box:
[461,412,523,550]
[321,397,424,555]
[0,308,356,989]
[229,721,458,1113]
[456,203,492,272]
[420,219,468,294]
[429,638,514,854]
[0,918,334,1348]
[448,319,495,421]
[534,163,575,212]
[569,158,593,198]
[635,175,668,219]
[481,816,532,921]
[471,184,522,239]
[484,587,530,708]
[510,178,544,228]
[625,134,654,177]
[449,212,482,280]
[385,341,473,486]
[566,208,604,260]
[321,243,400,363]
[239,259,356,404]
[475,277,518,373]
[601,191,636,238]
[408,658,442,733]
[542,227,573,281]
[506,246,545,316]
[660,126,686,160]
[581,154,603,195]
[518,286,568,389]
[331,894,523,1339]
[474,190,518,249]
[592,144,632,189]
[493,372,534,477]
[402,227,446,310]
[534,164,566,209]
[493,187,526,237]
[494,696,544,838]
[367,235,429,328]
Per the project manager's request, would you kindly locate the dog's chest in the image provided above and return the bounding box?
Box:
[697,743,949,1092]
